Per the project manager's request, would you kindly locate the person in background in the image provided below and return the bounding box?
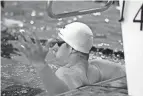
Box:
[14,22,127,96]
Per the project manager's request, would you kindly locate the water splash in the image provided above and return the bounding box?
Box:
[105,18,109,23]
[31,10,36,17]
[38,12,44,16]
[77,15,83,19]
[67,20,72,23]
[72,17,77,21]
[92,12,101,16]
[30,20,34,25]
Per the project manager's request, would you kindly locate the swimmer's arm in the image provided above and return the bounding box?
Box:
[33,62,69,96]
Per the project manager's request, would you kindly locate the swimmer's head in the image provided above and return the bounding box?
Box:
[52,22,93,64]
[58,22,93,54]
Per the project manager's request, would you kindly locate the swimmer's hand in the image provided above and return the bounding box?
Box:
[13,32,70,95]
[14,32,57,66]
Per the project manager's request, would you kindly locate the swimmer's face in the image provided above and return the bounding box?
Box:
[51,36,72,65]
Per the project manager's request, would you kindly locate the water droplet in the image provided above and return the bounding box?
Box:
[30,69,35,72]
[40,26,46,31]
[92,12,101,16]
[2,72,11,78]
[22,19,26,23]
[46,26,51,30]
[21,45,25,48]
[105,18,109,23]
[21,90,27,93]
[58,18,63,21]
[12,29,17,33]
[30,20,34,25]
[19,29,25,33]
[64,11,68,13]
[19,23,24,27]
[118,40,122,43]
[89,56,92,60]
[77,15,82,19]
[116,6,120,10]
[67,20,72,23]
[12,2,18,6]
[3,93,6,96]
[92,56,96,59]
[57,22,63,26]
[120,42,123,45]
[103,43,109,46]
[31,10,36,17]
[114,49,118,52]
[98,43,104,47]
[32,26,36,30]
[117,54,120,58]
[38,12,44,16]
[4,12,8,16]
[73,17,77,21]
[10,12,14,16]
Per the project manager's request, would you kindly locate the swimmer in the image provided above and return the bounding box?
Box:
[15,22,127,96]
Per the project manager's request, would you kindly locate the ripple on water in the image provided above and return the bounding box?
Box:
[40,26,46,31]
[58,18,63,21]
[56,21,63,26]
[38,12,44,16]
[30,20,34,25]
[32,26,37,30]
[77,15,83,19]
[67,20,72,23]
[31,10,36,17]
[105,18,110,23]
[92,12,101,16]
[72,17,77,21]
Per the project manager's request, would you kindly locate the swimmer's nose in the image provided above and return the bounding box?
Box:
[57,41,65,47]
[51,44,59,54]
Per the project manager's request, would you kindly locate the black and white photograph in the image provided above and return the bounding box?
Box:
[1,0,143,96]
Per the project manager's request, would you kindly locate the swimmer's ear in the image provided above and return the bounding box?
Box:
[65,43,73,53]
[65,43,73,50]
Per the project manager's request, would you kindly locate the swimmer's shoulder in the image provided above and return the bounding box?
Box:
[89,58,113,65]
[89,58,124,69]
